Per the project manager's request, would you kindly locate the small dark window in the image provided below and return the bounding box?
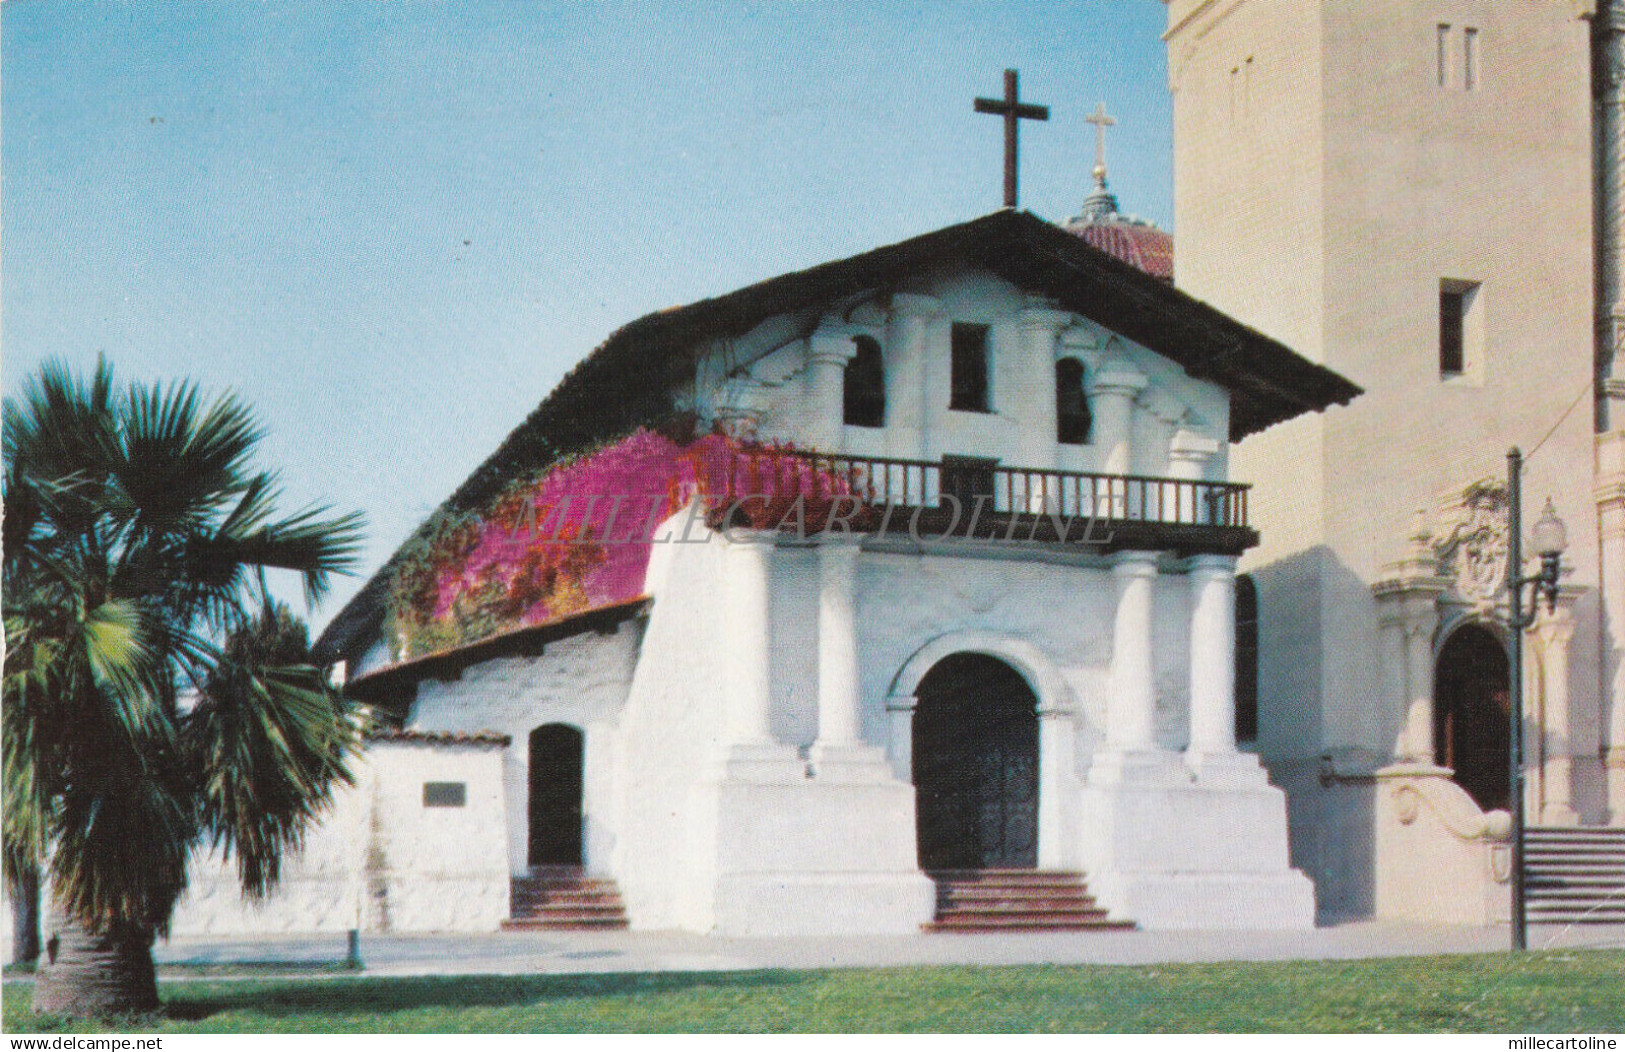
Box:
[1235,574,1259,744]
[950,323,990,412]
[843,336,886,428]
[1440,286,1466,375]
[423,782,466,808]
[1056,358,1091,445]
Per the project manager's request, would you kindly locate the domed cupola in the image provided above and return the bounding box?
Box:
[1060,102,1174,282]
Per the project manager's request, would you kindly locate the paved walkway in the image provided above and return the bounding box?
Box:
[150,922,1625,978]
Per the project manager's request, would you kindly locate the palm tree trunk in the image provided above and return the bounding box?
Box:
[8,865,41,966]
[32,903,159,1017]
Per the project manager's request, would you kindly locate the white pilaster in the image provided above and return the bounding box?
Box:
[1187,555,1237,761]
[885,294,941,464]
[1167,429,1220,523]
[809,535,891,781]
[1372,518,1449,766]
[1016,302,1072,486]
[1036,700,1083,869]
[1089,357,1148,517]
[1535,600,1580,825]
[714,530,801,781]
[1110,551,1158,750]
[884,693,916,783]
[1092,550,1175,785]
[804,326,857,452]
[1597,431,1625,824]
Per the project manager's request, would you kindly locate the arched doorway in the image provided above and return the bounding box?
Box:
[528,724,584,868]
[912,654,1039,870]
[1433,624,1511,812]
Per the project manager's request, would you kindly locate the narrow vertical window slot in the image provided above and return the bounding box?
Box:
[949,323,990,412]
[1437,24,1451,88]
[1463,28,1478,91]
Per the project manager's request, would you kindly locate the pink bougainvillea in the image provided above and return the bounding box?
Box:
[386,429,871,659]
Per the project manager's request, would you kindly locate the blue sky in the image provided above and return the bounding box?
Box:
[3,0,1173,629]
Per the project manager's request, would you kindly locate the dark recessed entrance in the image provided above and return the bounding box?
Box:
[1433,624,1511,812]
[913,653,1039,870]
[528,723,584,868]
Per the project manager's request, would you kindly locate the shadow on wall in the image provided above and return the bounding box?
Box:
[1246,544,1378,923]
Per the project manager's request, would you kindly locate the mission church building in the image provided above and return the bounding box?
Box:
[155,0,1625,943]
[170,202,1355,936]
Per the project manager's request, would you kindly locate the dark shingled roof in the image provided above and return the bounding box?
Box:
[316,209,1359,663]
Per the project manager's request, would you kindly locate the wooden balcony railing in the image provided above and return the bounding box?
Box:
[710,449,1253,553]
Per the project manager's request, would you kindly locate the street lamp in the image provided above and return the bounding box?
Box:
[1505,447,1568,952]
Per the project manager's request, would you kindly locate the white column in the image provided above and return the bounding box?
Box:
[715,531,802,781]
[804,326,856,452]
[728,531,776,744]
[1535,602,1580,825]
[1372,520,1446,767]
[1016,302,1072,486]
[885,294,941,464]
[810,535,891,781]
[1088,357,1148,518]
[1109,551,1160,752]
[1036,701,1080,869]
[1401,604,1438,766]
[1187,555,1237,758]
[1166,429,1219,524]
[815,537,861,746]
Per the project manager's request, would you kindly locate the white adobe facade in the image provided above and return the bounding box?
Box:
[1164,0,1624,926]
[170,212,1353,937]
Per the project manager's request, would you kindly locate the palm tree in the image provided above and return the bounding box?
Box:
[2,358,364,1017]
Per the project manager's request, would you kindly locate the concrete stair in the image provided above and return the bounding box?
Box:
[1525,827,1625,925]
[502,867,630,931]
[924,869,1134,933]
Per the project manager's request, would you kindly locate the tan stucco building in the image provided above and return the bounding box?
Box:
[1166,0,1624,923]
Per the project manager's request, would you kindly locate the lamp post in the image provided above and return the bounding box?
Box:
[1505,447,1568,952]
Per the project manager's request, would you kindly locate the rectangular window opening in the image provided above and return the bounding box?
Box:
[423,781,467,808]
[1463,27,1478,91]
[1437,24,1451,88]
[1439,278,1483,381]
[949,322,991,412]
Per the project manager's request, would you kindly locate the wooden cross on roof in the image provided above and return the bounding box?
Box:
[974,69,1049,208]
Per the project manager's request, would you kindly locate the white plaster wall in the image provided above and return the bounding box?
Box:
[856,547,1192,798]
[613,518,738,930]
[362,740,510,932]
[719,269,1232,483]
[170,739,508,935]
[410,629,640,876]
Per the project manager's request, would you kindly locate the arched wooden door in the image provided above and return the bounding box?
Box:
[1434,624,1511,812]
[528,724,584,868]
[912,653,1039,870]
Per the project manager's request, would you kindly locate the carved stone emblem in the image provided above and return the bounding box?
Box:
[1434,480,1509,608]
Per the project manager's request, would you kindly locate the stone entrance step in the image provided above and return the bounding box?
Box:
[924,869,1134,933]
[1525,827,1625,925]
[502,867,630,931]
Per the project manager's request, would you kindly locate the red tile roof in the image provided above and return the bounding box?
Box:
[1063,218,1174,281]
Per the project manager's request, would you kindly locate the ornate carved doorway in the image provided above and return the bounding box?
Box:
[1433,624,1511,812]
[912,654,1039,870]
[528,724,584,868]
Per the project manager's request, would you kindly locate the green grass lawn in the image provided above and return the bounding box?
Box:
[4,952,1622,1033]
